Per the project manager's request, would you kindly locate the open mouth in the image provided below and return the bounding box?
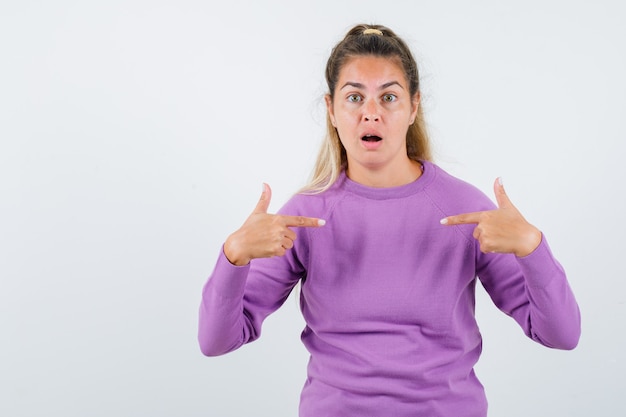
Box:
[361,135,382,142]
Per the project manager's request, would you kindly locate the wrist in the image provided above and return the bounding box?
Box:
[515,227,542,257]
[224,234,251,266]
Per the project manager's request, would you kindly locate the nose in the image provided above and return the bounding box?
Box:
[362,100,380,122]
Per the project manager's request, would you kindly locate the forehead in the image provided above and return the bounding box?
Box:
[338,55,407,87]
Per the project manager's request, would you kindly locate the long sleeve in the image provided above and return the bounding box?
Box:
[198,235,306,356]
[198,249,252,356]
[477,234,581,350]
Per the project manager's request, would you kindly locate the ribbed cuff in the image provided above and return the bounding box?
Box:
[205,246,251,298]
[516,234,564,289]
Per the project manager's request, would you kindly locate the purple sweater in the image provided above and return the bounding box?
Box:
[198,161,581,417]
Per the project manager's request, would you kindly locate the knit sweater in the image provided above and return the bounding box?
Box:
[198,161,581,417]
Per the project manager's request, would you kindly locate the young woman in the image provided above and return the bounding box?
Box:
[198,24,581,417]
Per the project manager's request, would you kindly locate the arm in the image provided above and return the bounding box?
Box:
[476,236,581,350]
[442,178,581,349]
[198,185,324,356]
[198,248,302,356]
[198,250,252,356]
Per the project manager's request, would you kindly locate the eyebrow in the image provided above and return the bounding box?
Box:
[340,81,405,90]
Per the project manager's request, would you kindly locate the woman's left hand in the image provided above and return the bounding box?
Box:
[440,178,542,257]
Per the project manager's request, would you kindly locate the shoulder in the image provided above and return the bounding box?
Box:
[277,180,347,220]
[423,161,496,215]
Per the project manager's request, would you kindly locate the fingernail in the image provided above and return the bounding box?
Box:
[318,219,326,226]
[440,218,448,225]
[498,177,503,186]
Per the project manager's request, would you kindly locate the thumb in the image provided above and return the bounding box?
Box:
[493,177,512,209]
[253,183,272,214]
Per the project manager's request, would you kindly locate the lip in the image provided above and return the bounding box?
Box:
[361,130,382,138]
[360,133,383,150]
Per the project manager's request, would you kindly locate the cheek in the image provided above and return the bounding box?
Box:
[334,107,359,127]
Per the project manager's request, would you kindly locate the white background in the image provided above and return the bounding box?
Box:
[1,1,624,416]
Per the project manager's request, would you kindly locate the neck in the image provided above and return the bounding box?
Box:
[346,159,423,188]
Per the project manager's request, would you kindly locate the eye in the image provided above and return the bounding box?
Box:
[347,94,362,103]
[382,94,397,103]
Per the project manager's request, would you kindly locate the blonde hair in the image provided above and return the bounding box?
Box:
[300,24,432,194]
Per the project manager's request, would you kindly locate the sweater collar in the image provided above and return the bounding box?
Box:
[336,160,436,200]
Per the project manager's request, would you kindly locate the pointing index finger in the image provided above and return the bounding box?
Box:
[440,211,483,226]
[282,215,326,228]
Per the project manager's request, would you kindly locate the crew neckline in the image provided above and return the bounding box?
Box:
[337,160,436,200]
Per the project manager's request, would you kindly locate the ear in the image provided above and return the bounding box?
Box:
[410,92,420,124]
[325,94,337,127]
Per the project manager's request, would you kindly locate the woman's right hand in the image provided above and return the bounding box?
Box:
[223,183,326,266]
